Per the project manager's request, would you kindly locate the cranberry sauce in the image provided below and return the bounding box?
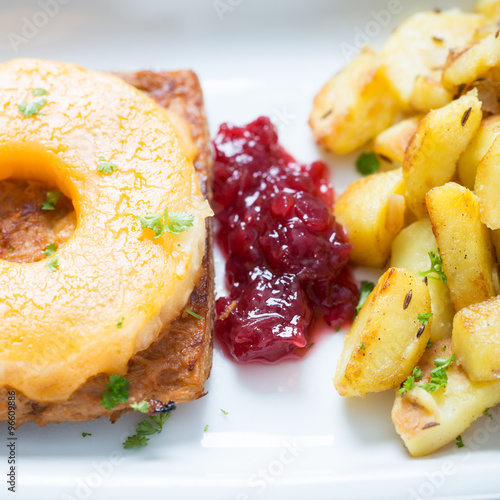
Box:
[213,116,359,363]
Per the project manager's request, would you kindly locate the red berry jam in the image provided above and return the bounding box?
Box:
[213,117,359,363]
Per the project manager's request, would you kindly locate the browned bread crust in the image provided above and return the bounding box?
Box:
[0,70,214,426]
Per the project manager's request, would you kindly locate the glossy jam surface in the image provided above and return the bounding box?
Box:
[213,117,359,363]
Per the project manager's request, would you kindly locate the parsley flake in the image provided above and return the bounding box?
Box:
[360,343,366,350]
[18,98,47,117]
[117,317,124,329]
[420,249,447,284]
[418,312,433,325]
[356,281,375,315]
[220,409,229,415]
[456,435,465,448]
[399,366,423,395]
[97,156,118,175]
[82,432,92,438]
[41,191,62,211]
[100,374,130,410]
[44,243,57,258]
[426,340,434,349]
[185,309,201,320]
[419,354,455,393]
[130,401,150,413]
[204,424,209,432]
[356,152,380,176]
[123,412,172,449]
[7,248,14,253]
[45,256,59,273]
[32,88,49,96]
[484,408,493,419]
[136,209,194,239]
[123,434,149,449]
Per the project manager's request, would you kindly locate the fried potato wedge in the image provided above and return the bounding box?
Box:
[475,0,500,20]
[426,182,497,312]
[334,169,405,268]
[458,115,500,189]
[309,48,400,154]
[475,134,500,229]
[381,10,484,108]
[409,73,454,113]
[443,31,500,91]
[404,91,482,218]
[452,297,500,381]
[334,268,431,398]
[392,338,500,457]
[390,219,454,341]
[373,116,421,166]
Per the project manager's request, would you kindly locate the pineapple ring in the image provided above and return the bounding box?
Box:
[0,59,212,402]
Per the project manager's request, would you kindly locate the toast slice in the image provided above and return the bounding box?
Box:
[0,70,214,426]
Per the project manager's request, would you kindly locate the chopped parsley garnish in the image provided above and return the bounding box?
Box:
[220,409,229,416]
[360,343,366,350]
[32,88,49,96]
[484,408,493,419]
[97,156,118,175]
[7,248,14,253]
[420,249,447,284]
[426,340,434,349]
[356,152,380,176]
[185,309,201,320]
[100,374,130,410]
[45,256,59,273]
[117,317,124,329]
[82,432,92,437]
[44,243,57,258]
[399,366,423,395]
[123,434,149,448]
[456,435,465,448]
[419,354,455,393]
[309,342,315,349]
[41,191,62,211]
[136,209,194,239]
[130,401,150,413]
[18,98,47,117]
[204,425,209,432]
[123,412,171,449]
[442,345,447,351]
[418,312,433,325]
[356,281,375,315]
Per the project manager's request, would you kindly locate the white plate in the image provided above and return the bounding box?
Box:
[1,1,499,499]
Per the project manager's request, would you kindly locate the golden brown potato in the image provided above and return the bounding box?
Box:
[475,134,500,229]
[426,182,497,312]
[442,31,500,91]
[475,0,500,20]
[334,268,431,398]
[458,115,500,189]
[381,10,484,109]
[334,169,405,268]
[373,116,421,166]
[409,73,453,113]
[392,338,500,457]
[309,48,400,154]
[390,218,454,341]
[452,297,500,381]
[404,90,482,218]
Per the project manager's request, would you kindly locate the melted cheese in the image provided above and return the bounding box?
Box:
[0,58,212,402]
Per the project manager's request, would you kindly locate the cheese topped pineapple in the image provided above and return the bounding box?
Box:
[0,59,212,402]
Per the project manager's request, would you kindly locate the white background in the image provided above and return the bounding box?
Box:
[0,1,499,499]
